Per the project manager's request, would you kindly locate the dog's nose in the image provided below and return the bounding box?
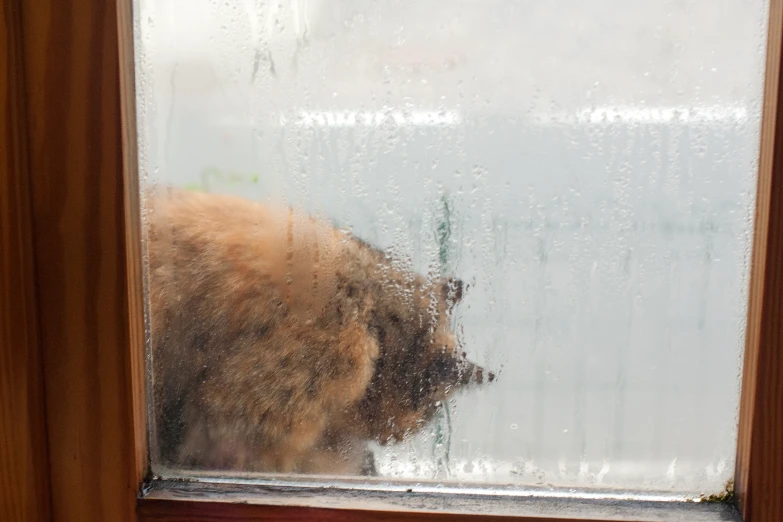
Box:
[474,366,496,384]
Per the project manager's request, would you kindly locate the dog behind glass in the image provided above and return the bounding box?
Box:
[146,188,493,475]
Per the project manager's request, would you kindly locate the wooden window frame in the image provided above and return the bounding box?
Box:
[1,0,781,520]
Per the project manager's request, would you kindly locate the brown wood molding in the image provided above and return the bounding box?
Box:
[117,0,150,491]
[735,0,783,520]
[16,0,143,520]
[0,0,52,520]
[137,496,737,522]
[138,499,575,522]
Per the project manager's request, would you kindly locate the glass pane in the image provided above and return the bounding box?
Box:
[135,0,768,498]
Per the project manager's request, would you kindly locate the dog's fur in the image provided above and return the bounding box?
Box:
[146,189,489,474]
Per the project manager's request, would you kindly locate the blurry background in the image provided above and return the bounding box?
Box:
[135,0,769,496]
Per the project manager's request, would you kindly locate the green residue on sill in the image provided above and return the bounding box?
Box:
[696,478,734,503]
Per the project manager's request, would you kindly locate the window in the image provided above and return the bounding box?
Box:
[137,0,766,498]
[3,0,782,521]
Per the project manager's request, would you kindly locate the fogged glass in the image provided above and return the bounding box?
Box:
[135,0,768,497]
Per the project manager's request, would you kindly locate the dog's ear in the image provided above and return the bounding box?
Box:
[440,276,465,311]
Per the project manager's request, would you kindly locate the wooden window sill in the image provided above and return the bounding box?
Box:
[138,479,740,522]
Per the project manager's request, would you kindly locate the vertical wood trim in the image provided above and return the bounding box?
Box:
[735,0,783,520]
[117,0,150,489]
[0,0,52,520]
[19,0,141,520]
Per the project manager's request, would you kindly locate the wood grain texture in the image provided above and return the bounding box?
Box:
[137,497,740,522]
[0,0,52,520]
[19,0,142,520]
[117,0,150,490]
[138,500,576,522]
[735,0,783,520]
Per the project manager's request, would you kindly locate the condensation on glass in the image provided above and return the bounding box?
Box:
[134,0,769,498]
